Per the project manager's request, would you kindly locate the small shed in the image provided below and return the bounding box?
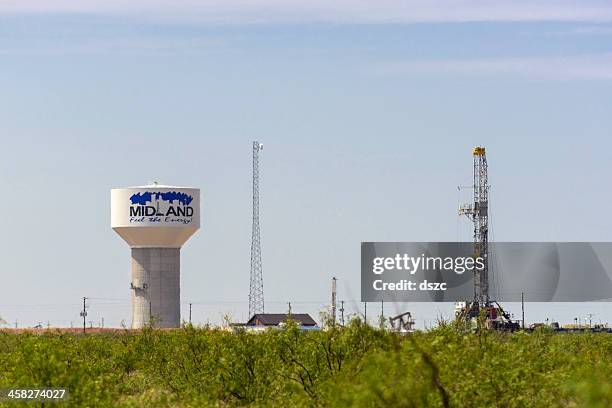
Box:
[246,313,318,327]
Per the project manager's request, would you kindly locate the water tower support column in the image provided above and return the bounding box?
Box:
[131,248,180,328]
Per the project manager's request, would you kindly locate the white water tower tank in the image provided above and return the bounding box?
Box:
[111,184,200,328]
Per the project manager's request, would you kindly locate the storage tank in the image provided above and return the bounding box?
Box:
[111,184,200,328]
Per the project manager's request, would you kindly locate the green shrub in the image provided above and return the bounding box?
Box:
[0,324,610,407]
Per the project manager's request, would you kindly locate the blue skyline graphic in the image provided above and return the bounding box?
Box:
[130,191,193,206]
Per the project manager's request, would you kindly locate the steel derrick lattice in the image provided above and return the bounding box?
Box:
[459,147,489,304]
[249,141,265,317]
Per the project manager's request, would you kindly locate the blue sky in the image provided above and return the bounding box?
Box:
[1,1,612,328]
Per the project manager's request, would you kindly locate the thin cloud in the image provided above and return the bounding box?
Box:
[375,54,612,80]
[0,36,231,55]
[549,25,612,35]
[1,1,612,23]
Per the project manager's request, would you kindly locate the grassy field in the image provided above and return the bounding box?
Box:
[0,321,611,407]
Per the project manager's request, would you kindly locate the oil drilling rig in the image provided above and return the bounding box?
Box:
[457,147,520,331]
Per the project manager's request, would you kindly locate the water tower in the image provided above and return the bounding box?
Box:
[111,184,200,328]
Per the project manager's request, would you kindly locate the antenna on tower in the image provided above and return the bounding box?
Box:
[249,141,265,318]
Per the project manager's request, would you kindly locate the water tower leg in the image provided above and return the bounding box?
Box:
[131,248,181,328]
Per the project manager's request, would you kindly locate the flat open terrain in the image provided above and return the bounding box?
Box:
[1,322,611,407]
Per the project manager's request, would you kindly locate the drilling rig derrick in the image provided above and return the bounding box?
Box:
[458,147,519,331]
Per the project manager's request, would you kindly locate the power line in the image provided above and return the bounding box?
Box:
[0,300,329,308]
[186,300,327,305]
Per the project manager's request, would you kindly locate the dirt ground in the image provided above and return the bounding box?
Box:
[0,328,170,334]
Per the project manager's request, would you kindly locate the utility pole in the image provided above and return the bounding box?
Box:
[189,303,192,324]
[80,297,87,333]
[14,320,17,329]
[340,300,345,326]
[288,302,292,315]
[331,277,337,327]
[521,292,525,329]
[364,302,367,323]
